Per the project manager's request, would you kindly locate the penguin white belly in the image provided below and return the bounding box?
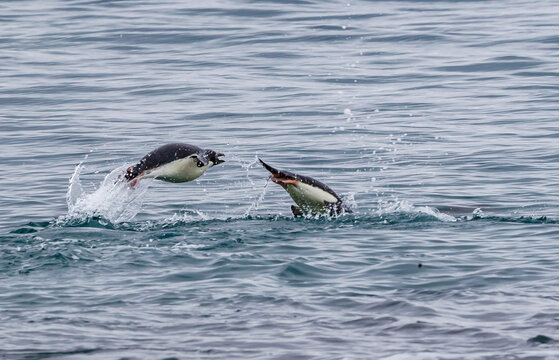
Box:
[144,158,210,183]
[286,182,338,213]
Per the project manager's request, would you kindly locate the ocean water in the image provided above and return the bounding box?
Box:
[2,0,559,358]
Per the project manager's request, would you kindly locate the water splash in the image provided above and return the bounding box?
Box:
[229,154,259,189]
[376,198,457,223]
[341,192,358,212]
[228,153,271,217]
[59,158,452,227]
[244,178,271,217]
[66,161,85,209]
[471,208,485,219]
[62,162,153,224]
[165,208,210,224]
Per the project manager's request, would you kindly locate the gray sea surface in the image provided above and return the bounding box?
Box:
[1,0,559,359]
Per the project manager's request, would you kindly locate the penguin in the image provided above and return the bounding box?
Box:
[258,158,351,217]
[124,143,224,187]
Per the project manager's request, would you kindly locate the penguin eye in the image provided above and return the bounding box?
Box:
[196,160,204,168]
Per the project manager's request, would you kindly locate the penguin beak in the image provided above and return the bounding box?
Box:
[215,153,225,165]
[205,150,225,165]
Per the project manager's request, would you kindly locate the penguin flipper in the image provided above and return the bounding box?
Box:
[190,153,208,167]
[291,205,304,217]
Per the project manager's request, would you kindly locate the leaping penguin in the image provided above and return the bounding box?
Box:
[259,158,351,217]
[124,143,224,187]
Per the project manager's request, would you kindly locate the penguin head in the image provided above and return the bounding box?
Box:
[204,149,225,166]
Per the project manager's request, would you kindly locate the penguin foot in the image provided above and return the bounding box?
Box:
[129,177,141,189]
[291,205,304,217]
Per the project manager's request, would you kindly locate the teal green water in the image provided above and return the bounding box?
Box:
[2,1,559,359]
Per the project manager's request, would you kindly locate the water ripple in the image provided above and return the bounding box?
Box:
[2,0,559,358]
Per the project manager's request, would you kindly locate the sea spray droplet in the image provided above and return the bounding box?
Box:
[229,154,259,189]
[344,108,352,116]
[244,178,271,217]
[341,192,357,212]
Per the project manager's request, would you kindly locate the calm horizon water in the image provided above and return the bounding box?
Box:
[2,0,559,359]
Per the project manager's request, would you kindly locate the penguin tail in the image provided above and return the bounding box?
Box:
[258,158,280,176]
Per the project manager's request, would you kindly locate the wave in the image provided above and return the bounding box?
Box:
[11,199,553,236]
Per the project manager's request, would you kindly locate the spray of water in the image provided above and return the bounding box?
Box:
[63,162,153,224]
[341,192,358,212]
[58,154,455,227]
[228,154,259,189]
[375,197,456,222]
[244,178,271,217]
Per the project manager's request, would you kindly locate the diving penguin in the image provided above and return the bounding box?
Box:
[124,143,224,187]
[259,158,351,217]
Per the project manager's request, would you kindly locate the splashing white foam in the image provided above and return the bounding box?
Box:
[472,207,485,219]
[376,198,456,222]
[66,161,85,208]
[341,192,357,212]
[64,162,153,223]
[166,209,210,224]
